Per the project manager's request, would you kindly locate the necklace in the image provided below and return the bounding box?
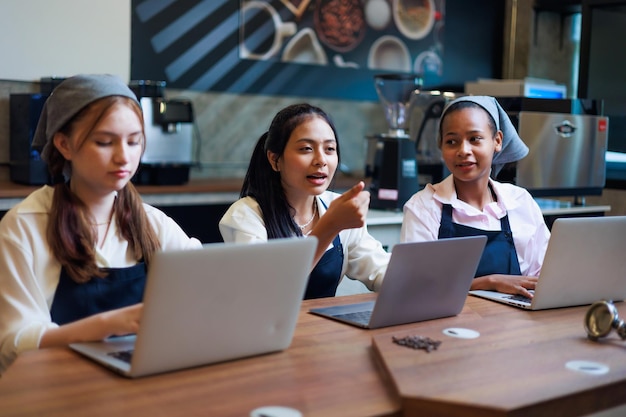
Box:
[295,199,317,230]
[92,215,113,226]
[94,196,116,248]
[97,211,114,249]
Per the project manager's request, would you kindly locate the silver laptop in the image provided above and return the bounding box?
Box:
[309,235,487,329]
[469,216,626,310]
[69,237,317,378]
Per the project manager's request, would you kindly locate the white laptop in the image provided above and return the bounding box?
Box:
[469,216,626,310]
[69,237,317,378]
[309,235,487,329]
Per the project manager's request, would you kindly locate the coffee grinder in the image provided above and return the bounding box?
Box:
[8,77,66,185]
[9,93,50,185]
[365,74,422,211]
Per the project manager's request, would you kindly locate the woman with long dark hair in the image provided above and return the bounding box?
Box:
[220,103,390,299]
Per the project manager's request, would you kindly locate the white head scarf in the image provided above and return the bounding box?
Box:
[437,95,529,177]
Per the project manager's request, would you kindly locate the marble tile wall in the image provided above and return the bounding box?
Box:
[528,11,581,97]
[0,80,387,182]
[504,1,580,97]
[166,88,387,180]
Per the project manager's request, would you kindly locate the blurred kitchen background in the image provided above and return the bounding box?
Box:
[1,0,625,215]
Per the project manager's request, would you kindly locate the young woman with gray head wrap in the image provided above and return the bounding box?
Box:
[401,96,550,298]
[0,74,201,374]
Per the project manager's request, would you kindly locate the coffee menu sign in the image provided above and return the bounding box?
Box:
[130,0,445,100]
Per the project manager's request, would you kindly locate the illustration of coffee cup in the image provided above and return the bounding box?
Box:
[367,35,411,72]
[240,1,297,61]
[393,0,435,40]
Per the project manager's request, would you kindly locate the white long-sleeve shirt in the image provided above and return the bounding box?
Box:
[401,175,550,277]
[219,191,390,293]
[0,186,202,373]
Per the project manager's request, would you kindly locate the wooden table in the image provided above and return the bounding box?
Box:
[0,294,402,417]
[1,295,626,417]
[372,299,626,417]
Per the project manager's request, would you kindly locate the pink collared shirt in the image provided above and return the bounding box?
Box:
[400,175,550,277]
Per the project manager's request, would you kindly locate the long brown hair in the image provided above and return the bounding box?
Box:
[46,96,161,283]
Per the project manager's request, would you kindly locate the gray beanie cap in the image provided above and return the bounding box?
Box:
[437,95,529,176]
[31,74,139,162]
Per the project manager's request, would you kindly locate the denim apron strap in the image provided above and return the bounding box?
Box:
[438,203,522,277]
[50,262,147,325]
[303,198,345,299]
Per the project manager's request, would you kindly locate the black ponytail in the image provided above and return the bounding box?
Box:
[241,132,299,238]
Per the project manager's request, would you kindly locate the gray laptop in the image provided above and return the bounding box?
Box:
[469,216,626,310]
[309,235,487,329]
[69,237,317,378]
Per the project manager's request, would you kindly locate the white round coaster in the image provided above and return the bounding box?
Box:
[565,360,610,375]
[250,406,303,417]
[442,327,480,339]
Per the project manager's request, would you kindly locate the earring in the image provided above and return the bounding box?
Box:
[584,300,626,341]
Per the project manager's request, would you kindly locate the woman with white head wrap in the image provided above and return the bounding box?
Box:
[401,96,550,298]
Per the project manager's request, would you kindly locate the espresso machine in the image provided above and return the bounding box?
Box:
[9,93,50,185]
[130,80,194,185]
[409,89,458,186]
[365,74,422,211]
[8,78,66,185]
[496,97,608,202]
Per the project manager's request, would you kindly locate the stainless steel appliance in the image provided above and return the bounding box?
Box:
[497,98,607,201]
[365,74,421,211]
[130,80,194,185]
[409,89,457,186]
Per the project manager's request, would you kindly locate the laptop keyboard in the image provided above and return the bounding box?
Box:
[107,349,134,363]
[505,294,532,304]
[334,310,372,325]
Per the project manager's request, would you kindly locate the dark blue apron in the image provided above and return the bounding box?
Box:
[438,203,522,277]
[303,199,344,299]
[50,262,147,325]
